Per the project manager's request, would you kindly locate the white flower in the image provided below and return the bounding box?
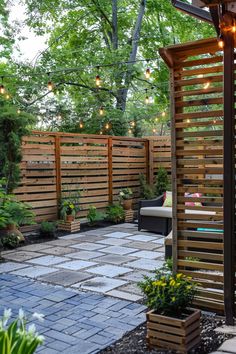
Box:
[18,308,25,321]
[3,308,12,326]
[37,334,45,343]
[28,323,36,335]
[32,312,44,322]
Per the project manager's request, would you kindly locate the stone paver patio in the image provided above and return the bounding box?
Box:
[1,223,165,301]
[0,223,165,353]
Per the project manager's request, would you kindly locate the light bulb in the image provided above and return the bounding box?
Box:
[47,81,53,91]
[153,128,157,133]
[213,120,216,124]
[130,121,135,127]
[79,122,83,128]
[155,118,159,122]
[17,109,21,114]
[6,94,10,99]
[218,36,224,49]
[128,129,132,134]
[0,84,5,94]
[145,96,150,104]
[232,25,236,33]
[204,82,210,90]
[95,75,101,87]
[105,123,109,130]
[145,68,151,79]
[187,119,190,123]
[162,112,166,117]
[99,106,104,116]
[100,131,103,135]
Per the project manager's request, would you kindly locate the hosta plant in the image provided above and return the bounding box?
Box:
[0,308,44,354]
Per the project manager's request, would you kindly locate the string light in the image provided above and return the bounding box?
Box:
[187,119,190,123]
[5,94,10,99]
[95,66,101,87]
[218,35,224,49]
[145,89,150,104]
[79,122,83,128]
[105,123,110,130]
[47,72,53,91]
[162,112,166,117]
[232,25,236,33]
[17,109,21,114]
[152,128,157,133]
[0,77,5,94]
[100,131,103,135]
[213,120,216,124]
[130,121,135,127]
[155,117,159,122]
[145,68,151,80]
[99,106,104,116]
[203,82,210,90]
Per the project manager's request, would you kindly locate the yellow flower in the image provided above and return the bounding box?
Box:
[176,273,183,279]
[176,283,180,287]
[170,279,176,286]
[161,283,166,287]
[186,285,192,290]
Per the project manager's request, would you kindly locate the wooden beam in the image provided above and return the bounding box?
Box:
[108,137,113,204]
[223,27,235,325]
[55,135,61,218]
[171,0,212,23]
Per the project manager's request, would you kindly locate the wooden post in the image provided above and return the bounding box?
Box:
[108,137,113,204]
[145,140,150,185]
[55,135,62,218]
[223,23,235,325]
[148,139,154,185]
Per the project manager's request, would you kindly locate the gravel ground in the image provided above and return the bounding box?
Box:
[99,314,231,354]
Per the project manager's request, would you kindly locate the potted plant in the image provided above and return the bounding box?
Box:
[40,221,57,238]
[138,267,200,353]
[118,188,133,210]
[106,204,125,223]
[60,196,80,222]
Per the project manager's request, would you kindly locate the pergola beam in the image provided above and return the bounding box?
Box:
[171,0,212,23]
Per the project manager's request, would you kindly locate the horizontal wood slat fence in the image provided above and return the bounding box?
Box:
[15,132,171,231]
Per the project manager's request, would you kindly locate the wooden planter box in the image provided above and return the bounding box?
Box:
[58,220,80,233]
[124,209,134,223]
[146,308,201,353]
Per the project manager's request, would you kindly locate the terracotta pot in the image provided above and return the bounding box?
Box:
[4,224,25,242]
[123,199,132,210]
[66,214,75,222]
[146,308,201,353]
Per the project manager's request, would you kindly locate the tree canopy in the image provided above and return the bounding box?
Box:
[0,0,214,136]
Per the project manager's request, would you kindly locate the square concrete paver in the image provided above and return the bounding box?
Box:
[219,338,236,353]
[40,247,75,256]
[3,251,44,262]
[120,270,153,282]
[46,239,78,247]
[107,289,142,302]
[130,250,163,259]
[15,243,52,252]
[127,234,158,242]
[86,265,132,277]
[126,241,158,251]
[66,251,105,260]
[56,260,97,271]
[103,232,132,239]
[153,238,165,245]
[97,238,132,246]
[70,243,106,251]
[0,261,29,273]
[39,270,92,286]
[74,276,127,293]
[27,255,69,266]
[95,254,135,265]
[124,258,164,271]
[11,266,57,278]
[103,246,138,255]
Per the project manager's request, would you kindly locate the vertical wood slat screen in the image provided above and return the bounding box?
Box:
[160,38,224,312]
[15,132,171,231]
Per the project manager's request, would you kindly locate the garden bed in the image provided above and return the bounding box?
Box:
[98,314,231,354]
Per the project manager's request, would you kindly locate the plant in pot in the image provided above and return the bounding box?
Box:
[60,197,80,222]
[87,206,105,226]
[106,204,125,224]
[138,266,200,353]
[118,188,133,210]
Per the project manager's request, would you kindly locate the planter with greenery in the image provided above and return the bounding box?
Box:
[118,188,133,210]
[40,221,56,238]
[60,195,80,222]
[106,204,125,224]
[139,168,170,200]
[138,266,200,353]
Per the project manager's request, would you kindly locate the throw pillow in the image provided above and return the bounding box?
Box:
[163,191,172,207]
[185,192,202,206]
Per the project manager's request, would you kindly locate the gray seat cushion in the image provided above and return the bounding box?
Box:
[140,207,172,218]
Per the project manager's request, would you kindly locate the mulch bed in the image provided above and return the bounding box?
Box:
[99,314,230,354]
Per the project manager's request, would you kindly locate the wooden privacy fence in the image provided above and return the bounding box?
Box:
[160,38,224,314]
[15,131,171,231]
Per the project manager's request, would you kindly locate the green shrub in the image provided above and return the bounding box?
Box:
[2,233,19,249]
[87,206,105,226]
[40,221,56,237]
[0,308,44,354]
[138,268,197,317]
[155,167,170,196]
[139,174,155,200]
[106,204,125,224]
